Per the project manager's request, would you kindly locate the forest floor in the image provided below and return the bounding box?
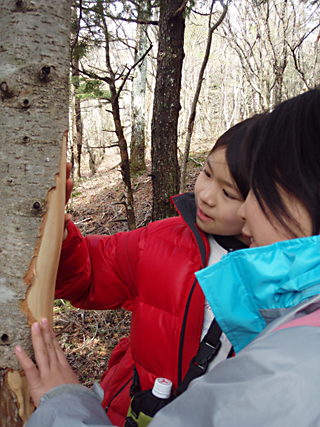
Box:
[53,148,206,388]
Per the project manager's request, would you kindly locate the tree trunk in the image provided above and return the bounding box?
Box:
[111,81,136,229]
[130,0,151,175]
[96,0,136,230]
[130,22,148,174]
[0,0,71,424]
[72,57,83,178]
[180,0,228,193]
[151,0,185,220]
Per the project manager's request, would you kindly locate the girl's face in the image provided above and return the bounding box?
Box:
[194,148,248,243]
[238,190,313,248]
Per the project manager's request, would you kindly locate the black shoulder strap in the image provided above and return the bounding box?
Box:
[175,318,223,396]
[175,234,243,396]
[130,366,141,397]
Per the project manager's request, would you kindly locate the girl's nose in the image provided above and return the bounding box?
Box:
[200,184,216,207]
[237,200,246,221]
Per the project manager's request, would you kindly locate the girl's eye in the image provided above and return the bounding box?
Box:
[223,189,236,200]
[203,168,211,178]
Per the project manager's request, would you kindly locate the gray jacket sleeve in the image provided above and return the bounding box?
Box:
[25,326,320,427]
[25,384,116,427]
[149,325,320,427]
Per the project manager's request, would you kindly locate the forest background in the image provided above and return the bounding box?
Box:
[62,0,320,386]
[0,0,320,416]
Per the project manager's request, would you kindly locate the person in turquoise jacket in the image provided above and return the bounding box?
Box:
[17,88,320,427]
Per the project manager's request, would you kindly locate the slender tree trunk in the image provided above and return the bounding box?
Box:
[0,0,71,424]
[71,83,76,173]
[110,81,136,229]
[273,73,284,106]
[151,0,185,220]
[180,0,228,193]
[86,139,96,174]
[130,1,150,174]
[97,0,136,229]
[72,57,83,178]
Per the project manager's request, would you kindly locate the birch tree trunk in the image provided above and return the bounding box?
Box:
[0,0,71,425]
[130,0,150,175]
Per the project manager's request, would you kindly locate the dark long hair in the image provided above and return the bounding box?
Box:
[248,89,320,235]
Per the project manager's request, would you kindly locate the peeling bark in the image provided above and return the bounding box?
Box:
[7,370,33,425]
[0,369,24,427]
[0,0,71,424]
[21,133,67,329]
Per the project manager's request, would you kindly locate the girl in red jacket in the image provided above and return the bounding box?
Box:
[56,118,255,426]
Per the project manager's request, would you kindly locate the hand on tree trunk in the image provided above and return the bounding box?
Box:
[15,318,80,407]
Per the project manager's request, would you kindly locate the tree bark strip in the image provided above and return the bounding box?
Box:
[0,0,71,424]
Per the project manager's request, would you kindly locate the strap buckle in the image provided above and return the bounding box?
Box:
[130,366,141,397]
[174,339,222,397]
[124,417,138,427]
[191,339,221,371]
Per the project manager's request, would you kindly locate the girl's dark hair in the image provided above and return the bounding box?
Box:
[248,89,320,236]
[209,116,261,199]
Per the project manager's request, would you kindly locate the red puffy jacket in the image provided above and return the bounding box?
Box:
[55,194,244,426]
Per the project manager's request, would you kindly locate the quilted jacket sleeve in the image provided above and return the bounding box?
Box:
[55,221,143,310]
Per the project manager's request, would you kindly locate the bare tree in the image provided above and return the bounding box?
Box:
[180,0,228,193]
[75,0,153,229]
[221,0,320,110]
[287,1,320,89]
[72,56,84,178]
[71,1,84,178]
[130,0,152,174]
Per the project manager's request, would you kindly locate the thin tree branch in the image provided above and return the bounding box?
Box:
[115,43,153,100]
[104,13,158,25]
[172,0,189,18]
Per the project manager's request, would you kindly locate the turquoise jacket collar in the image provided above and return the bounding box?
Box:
[196,236,320,354]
